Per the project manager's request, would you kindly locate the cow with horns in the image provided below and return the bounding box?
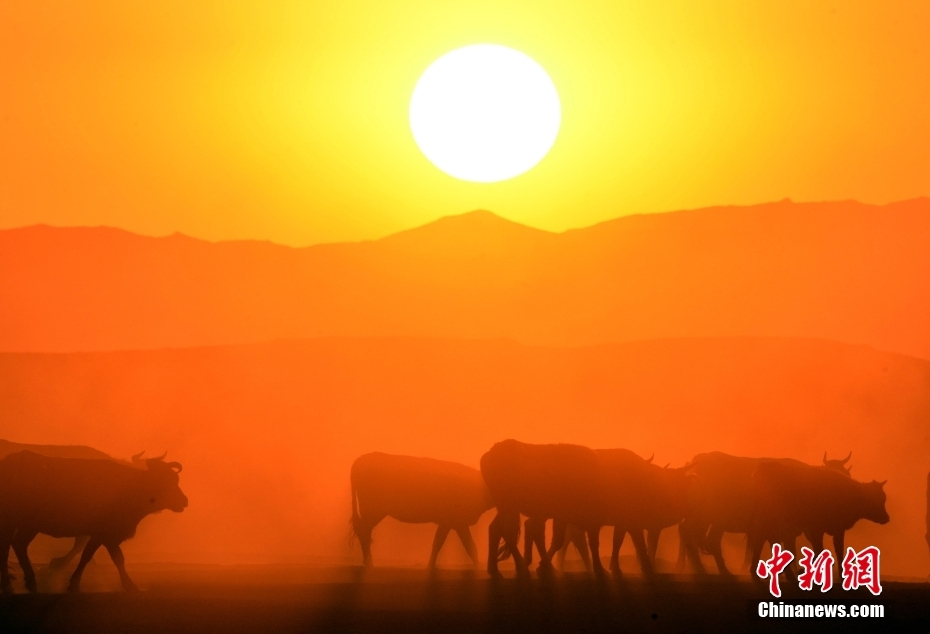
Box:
[350,452,494,568]
[520,451,690,575]
[678,451,853,575]
[0,439,152,571]
[748,460,889,575]
[0,450,188,593]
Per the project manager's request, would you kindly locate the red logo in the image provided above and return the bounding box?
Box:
[756,543,794,597]
[757,545,882,597]
[841,546,882,596]
[798,546,834,592]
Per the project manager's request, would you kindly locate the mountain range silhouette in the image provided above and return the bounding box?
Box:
[2,198,929,357]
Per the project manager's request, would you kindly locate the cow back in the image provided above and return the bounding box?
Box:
[351,452,491,525]
[0,451,150,539]
[481,439,602,524]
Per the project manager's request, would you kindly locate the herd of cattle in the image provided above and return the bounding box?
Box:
[0,437,925,594]
[352,440,899,578]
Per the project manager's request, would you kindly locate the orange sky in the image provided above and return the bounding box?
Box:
[2,1,928,246]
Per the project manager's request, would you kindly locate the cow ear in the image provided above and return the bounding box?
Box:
[878,480,887,487]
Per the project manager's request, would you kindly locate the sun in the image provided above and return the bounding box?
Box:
[409,44,561,183]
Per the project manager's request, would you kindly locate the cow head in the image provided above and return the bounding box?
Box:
[144,455,189,513]
[823,451,852,476]
[861,480,890,525]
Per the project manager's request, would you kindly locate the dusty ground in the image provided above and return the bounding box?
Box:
[1,564,928,633]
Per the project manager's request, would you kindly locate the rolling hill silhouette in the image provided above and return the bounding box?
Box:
[2,198,929,357]
[1,335,927,574]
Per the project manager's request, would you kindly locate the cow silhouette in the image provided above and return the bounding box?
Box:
[481,440,602,576]
[747,460,888,575]
[520,449,689,575]
[679,451,851,574]
[482,440,688,577]
[349,452,493,568]
[0,451,187,593]
[0,439,148,571]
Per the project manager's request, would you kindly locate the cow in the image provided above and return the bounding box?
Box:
[0,439,146,570]
[0,451,187,594]
[521,450,688,575]
[349,452,494,568]
[482,440,689,577]
[678,451,851,575]
[481,440,603,577]
[747,460,889,576]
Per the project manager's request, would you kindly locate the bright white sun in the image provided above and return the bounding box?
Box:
[409,44,561,183]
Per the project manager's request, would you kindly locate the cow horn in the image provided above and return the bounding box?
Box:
[150,451,168,461]
[840,451,852,465]
[166,461,183,473]
[663,463,670,469]
[646,453,654,464]
[131,451,145,462]
[878,479,887,487]
[822,451,828,465]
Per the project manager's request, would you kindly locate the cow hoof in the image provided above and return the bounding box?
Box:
[25,581,37,593]
[123,582,139,592]
[67,583,81,594]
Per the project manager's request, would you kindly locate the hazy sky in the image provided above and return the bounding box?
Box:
[2,1,928,246]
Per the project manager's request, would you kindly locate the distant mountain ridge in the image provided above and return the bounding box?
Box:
[2,198,929,357]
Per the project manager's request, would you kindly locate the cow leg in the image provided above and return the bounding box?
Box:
[427,525,451,569]
[569,526,592,572]
[68,538,102,593]
[586,527,606,576]
[806,531,824,554]
[646,528,661,564]
[553,524,566,571]
[11,530,38,593]
[104,541,138,591]
[740,535,754,571]
[631,529,655,576]
[523,517,547,568]
[50,536,90,570]
[536,520,557,573]
[541,517,567,570]
[706,526,729,575]
[454,526,479,569]
[610,527,625,574]
[832,531,845,573]
[0,524,15,594]
[487,511,525,577]
[674,522,689,573]
[354,515,383,567]
[522,518,535,567]
[748,533,765,585]
[679,518,706,574]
